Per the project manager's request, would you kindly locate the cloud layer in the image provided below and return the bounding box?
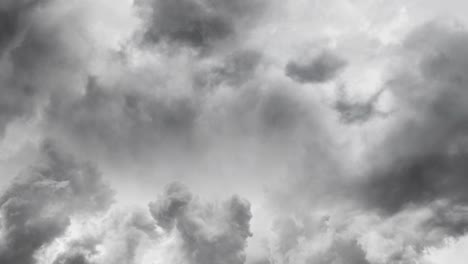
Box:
[1,1,468,264]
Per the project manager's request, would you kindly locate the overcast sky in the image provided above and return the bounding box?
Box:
[1,0,468,263]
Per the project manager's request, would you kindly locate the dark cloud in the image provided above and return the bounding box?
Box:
[269,214,370,264]
[285,51,347,84]
[44,72,326,167]
[362,21,468,216]
[46,76,200,162]
[0,0,48,53]
[149,182,252,264]
[271,217,303,255]
[209,49,263,87]
[258,87,307,135]
[148,182,192,231]
[312,238,369,264]
[5,2,468,263]
[0,142,114,264]
[0,0,46,137]
[136,0,266,49]
[0,0,91,138]
[263,22,468,263]
[334,86,389,124]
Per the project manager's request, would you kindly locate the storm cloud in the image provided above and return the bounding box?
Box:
[363,21,468,214]
[1,1,468,264]
[136,0,267,49]
[149,182,252,264]
[0,142,114,264]
[334,86,389,124]
[286,50,347,84]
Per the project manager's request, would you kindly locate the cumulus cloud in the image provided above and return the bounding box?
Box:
[207,49,264,87]
[37,182,252,264]
[362,21,468,214]
[0,0,102,138]
[259,20,468,264]
[149,182,252,264]
[136,0,267,50]
[42,59,328,169]
[0,142,114,264]
[0,0,47,136]
[334,86,389,124]
[46,75,200,162]
[0,146,251,264]
[267,214,370,264]
[45,208,158,264]
[285,50,347,84]
[0,0,46,53]
[2,1,468,264]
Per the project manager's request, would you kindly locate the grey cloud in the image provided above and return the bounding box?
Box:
[214,83,322,142]
[334,86,389,124]
[54,254,92,264]
[258,88,307,136]
[249,260,271,264]
[357,202,468,264]
[311,239,369,264]
[45,71,326,167]
[263,22,468,262]
[52,237,99,264]
[7,3,468,264]
[46,76,200,162]
[136,0,266,49]
[271,217,303,255]
[202,49,263,88]
[0,141,114,264]
[0,0,47,53]
[267,202,468,264]
[362,21,468,215]
[0,0,92,138]
[269,214,370,264]
[51,209,157,264]
[0,0,46,137]
[149,182,192,231]
[149,182,252,264]
[193,49,264,99]
[286,51,347,84]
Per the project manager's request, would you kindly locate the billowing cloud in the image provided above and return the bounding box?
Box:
[46,75,200,162]
[1,1,468,264]
[136,0,267,49]
[0,142,114,264]
[36,182,251,264]
[0,0,47,53]
[286,50,347,84]
[0,0,47,137]
[149,182,252,264]
[363,21,468,214]
[0,0,102,138]
[259,20,468,264]
[334,86,389,124]
[45,208,158,264]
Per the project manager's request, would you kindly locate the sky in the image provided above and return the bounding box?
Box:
[1,0,468,263]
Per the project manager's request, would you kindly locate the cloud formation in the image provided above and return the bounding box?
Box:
[2,1,468,264]
[0,146,251,264]
[334,86,389,124]
[136,0,266,50]
[0,142,114,264]
[259,20,468,264]
[363,21,468,213]
[47,208,158,264]
[286,50,347,84]
[149,182,252,264]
